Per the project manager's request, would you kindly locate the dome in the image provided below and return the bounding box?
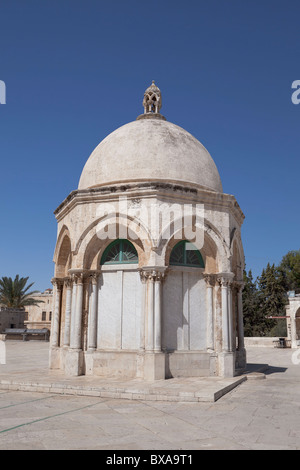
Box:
[78,84,223,193]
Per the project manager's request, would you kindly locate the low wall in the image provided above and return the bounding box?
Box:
[244,337,287,347]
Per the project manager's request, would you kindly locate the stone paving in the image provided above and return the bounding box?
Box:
[0,341,299,450]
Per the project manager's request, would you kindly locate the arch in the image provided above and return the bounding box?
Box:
[169,240,205,268]
[101,239,138,265]
[159,217,230,274]
[55,234,72,277]
[230,229,245,280]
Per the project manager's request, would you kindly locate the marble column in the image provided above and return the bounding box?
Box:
[227,280,234,352]
[204,274,215,352]
[51,278,63,347]
[63,278,72,347]
[146,272,155,351]
[70,273,83,350]
[236,281,245,351]
[154,272,163,352]
[87,273,98,350]
[139,267,166,380]
[217,275,231,352]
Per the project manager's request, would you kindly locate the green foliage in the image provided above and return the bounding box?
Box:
[278,249,300,293]
[0,275,43,308]
[243,261,289,337]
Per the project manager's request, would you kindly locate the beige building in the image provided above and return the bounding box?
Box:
[286,292,300,348]
[50,82,246,379]
[25,289,53,330]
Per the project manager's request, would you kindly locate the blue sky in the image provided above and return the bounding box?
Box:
[0,0,299,291]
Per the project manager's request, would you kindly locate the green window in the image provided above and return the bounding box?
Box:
[100,239,138,265]
[169,240,204,268]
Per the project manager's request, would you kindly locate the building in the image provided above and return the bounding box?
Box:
[0,307,26,332]
[24,289,53,330]
[49,82,246,379]
[286,292,300,348]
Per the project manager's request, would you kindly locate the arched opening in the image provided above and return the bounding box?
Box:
[169,240,205,268]
[55,234,71,278]
[97,238,141,352]
[100,239,138,265]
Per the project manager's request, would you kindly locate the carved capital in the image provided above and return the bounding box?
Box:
[139,267,167,283]
[51,277,63,290]
[203,273,216,288]
[64,277,72,289]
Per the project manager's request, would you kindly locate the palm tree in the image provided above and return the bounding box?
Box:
[0,275,43,308]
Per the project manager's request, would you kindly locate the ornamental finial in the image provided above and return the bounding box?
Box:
[136,81,166,121]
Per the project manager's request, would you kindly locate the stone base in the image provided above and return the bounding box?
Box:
[143,352,165,381]
[88,350,165,380]
[235,348,247,372]
[218,352,235,377]
[165,351,214,378]
[49,346,61,370]
[64,349,84,376]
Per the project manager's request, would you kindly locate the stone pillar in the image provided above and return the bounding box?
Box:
[63,278,72,347]
[154,272,163,352]
[70,273,84,350]
[70,274,77,345]
[218,276,230,352]
[87,273,98,350]
[236,282,245,351]
[139,271,147,351]
[146,272,155,351]
[227,280,234,352]
[217,273,235,377]
[50,278,63,347]
[204,274,215,351]
[139,267,166,380]
[65,272,84,376]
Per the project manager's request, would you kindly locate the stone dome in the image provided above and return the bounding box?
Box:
[78,83,223,193]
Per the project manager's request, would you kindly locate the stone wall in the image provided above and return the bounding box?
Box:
[244,337,286,347]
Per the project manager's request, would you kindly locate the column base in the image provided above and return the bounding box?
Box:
[143,352,165,381]
[218,351,235,377]
[49,346,61,370]
[65,349,84,376]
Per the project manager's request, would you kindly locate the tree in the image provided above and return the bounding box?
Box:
[257,263,287,335]
[0,275,43,308]
[242,269,261,336]
[278,249,300,294]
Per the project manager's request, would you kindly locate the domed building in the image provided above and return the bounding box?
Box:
[50,82,246,379]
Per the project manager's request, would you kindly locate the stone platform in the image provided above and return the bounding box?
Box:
[0,341,267,403]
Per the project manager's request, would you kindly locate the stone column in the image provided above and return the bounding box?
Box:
[139,271,147,351]
[236,282,245,351]
[154,272,163,352]
[227,280,234,352]
[50,278,63,347]
[218,276,230,352]
[87,273,98,350]
[70,274,77,346]
[146,272,155,351]
[139,267,166,380]
[70,273,84,350]
[63,278,72,347]
[204,274,215,351]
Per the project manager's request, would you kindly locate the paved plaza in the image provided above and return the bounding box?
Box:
[0,340,299,450]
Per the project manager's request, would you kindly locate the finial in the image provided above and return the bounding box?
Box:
[136,81,166,121]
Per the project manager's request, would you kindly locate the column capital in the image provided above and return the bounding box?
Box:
[139,267,167,283]
[203,273,216,287]
[51,277,64,289]
[233,280,244,292]
[63,277,73,289]
[217,272,234,287]
[89,271,100,285]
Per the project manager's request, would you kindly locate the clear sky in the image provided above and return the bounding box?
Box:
[0,0,299,291]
